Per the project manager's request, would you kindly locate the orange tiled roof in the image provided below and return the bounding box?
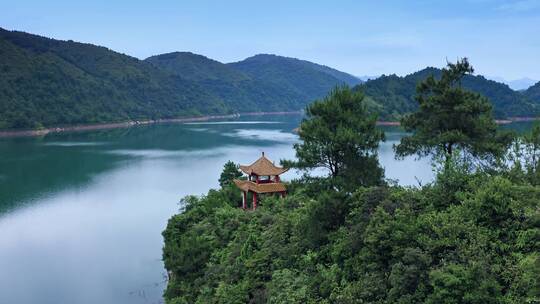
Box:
[239,153,288,176]
[233,179,287,194]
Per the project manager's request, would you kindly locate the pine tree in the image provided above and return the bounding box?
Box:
[395,58,512,163]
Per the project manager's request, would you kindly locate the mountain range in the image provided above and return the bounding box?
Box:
[0,28,360,129]
[0,27,539,129]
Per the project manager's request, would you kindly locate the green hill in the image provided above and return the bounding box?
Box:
[0,28,361,130]
[147,52,361,112]
[0,28,226,129]
[357,67,538,119]
[145,52,309,112]
[524,81,540,102]
[229,54,361,104]
[146,52,249,82]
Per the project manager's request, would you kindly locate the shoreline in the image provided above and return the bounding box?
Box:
[0,111,303,138]
[0,112,537,138]
[375,117,539,127]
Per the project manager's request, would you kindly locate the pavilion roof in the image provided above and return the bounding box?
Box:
[233,179,287,194]
[239,152,288,176]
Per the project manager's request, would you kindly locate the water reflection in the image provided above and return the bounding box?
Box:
[0,116,304,304]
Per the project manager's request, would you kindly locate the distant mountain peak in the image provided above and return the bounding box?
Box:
[486,76,538,91]
[230,53,308,65]
[230,54,361,87]
[145,51,249,82]
[146,51,219,63]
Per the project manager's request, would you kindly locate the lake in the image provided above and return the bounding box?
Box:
[1,115,525,304]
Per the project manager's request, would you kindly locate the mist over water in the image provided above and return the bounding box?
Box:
[0,115,458,304]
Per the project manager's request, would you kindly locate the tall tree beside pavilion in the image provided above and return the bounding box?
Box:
[288,86,385,189]
[394,58,513,164]
[219,161,243,187]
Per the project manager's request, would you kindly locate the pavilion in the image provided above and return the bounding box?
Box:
[233,152,288,210]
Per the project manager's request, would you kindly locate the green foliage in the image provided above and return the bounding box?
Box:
[356,67,538,120]
[503,123,540,188]
[162,158,540,303]
[395,58,513,163]
[230,54,360,106]
[524,81,540,102]
[0,29,361,130]
[519,123,540,184]
[290,86,385,190]
[426,263,501,304]
[0,28,227,129]
[219,161,243,188]
[147,53,361,114]
[161,69,539,302]
[266,269,313,304]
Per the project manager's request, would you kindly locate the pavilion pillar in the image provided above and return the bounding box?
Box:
[252,192,258,210]
[242,191,247,209]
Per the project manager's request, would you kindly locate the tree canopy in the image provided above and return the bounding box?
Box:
[290,86,385,189]
[394,58,512,163]
[218,161,243,188]
[163,155,540,303]
[160,59,540,304]
[355,67,538,121]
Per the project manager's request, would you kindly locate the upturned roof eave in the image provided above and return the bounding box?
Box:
[239,166,289,176]
[233,179,287,194]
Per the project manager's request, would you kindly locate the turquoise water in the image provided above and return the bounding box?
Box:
[2,115,524,304]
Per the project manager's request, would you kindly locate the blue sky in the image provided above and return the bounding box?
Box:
[2,0,539,79]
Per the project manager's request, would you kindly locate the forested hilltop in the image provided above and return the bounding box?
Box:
[0,28,359,129]
[146,52,359,112]
[0,28,225,129]
[525,81,540,102]
[357,68,539,120]
[162,60,540,303]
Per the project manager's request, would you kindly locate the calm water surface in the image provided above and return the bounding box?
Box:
[2,114,506,304]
